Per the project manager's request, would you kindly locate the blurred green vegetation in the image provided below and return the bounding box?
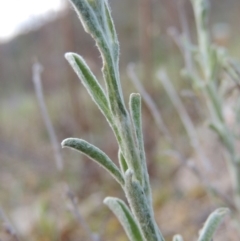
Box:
[0,0,240,240]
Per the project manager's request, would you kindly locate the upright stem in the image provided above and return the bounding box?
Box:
[192,0,240,212]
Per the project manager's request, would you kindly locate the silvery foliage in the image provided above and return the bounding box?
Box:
[61,0,229,240]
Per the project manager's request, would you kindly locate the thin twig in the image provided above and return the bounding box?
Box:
[167,27,185,57]
[32,61,64,172]
[65,185,100,241]
[160,150,236,209]
[157,69,211,170]
[127,63,173,143]
[187,161,236,211]
[224,74,240,96]
[32,61,99,241]
[223,61,240,94]
[0,207,20,241]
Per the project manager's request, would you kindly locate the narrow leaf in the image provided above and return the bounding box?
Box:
[68,0,109,58]
[66,0,126,144]
[66,1,141,188]
[209,122,225,139]
[103,1,119,62]
[104,197,144,241]
[65,52,122,144]
[129,93,151,205]
[198,208,229,241]
[68,0,125,120]
[125,170,164,241]
[62,138,124,186]
[118,149,128,173]
[129,93,146,166]
[65,53,110,121]
[68,0,118,71]
[68,0,124,116]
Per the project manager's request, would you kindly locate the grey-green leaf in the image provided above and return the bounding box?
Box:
[104,197,144,241]
[125,170,164,241]
[68,0,117,66]
[129,93,151,205]
[68,0,108,56]
[65,53,111,122]
[68,0,124,119]
[197,208,229,241]
[65,52,122,144]
[103,1,119,62]
[118,149,128,174]
[129,93,146,166]
[62,138,124,186]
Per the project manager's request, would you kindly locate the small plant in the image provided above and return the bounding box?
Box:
[157,0,240,220]
[61,0,229,240]
[130,0,240,235]
[189,0,240,216]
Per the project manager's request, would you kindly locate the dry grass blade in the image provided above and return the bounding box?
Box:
[0,207,20,241]
[32,60,99,241]
[157,69,211,171]
[32,61,63,172]
[65,186,100,241]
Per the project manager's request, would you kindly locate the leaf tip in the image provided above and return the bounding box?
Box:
[64,52,74,62]
[103,197,112,205]
[130,93,141,98]
[215,207,230,216]
[61,138,74,148]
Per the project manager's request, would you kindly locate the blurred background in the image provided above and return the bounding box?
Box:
[0,0,240,240]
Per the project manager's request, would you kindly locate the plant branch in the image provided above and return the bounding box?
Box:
[32,61,64,171]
